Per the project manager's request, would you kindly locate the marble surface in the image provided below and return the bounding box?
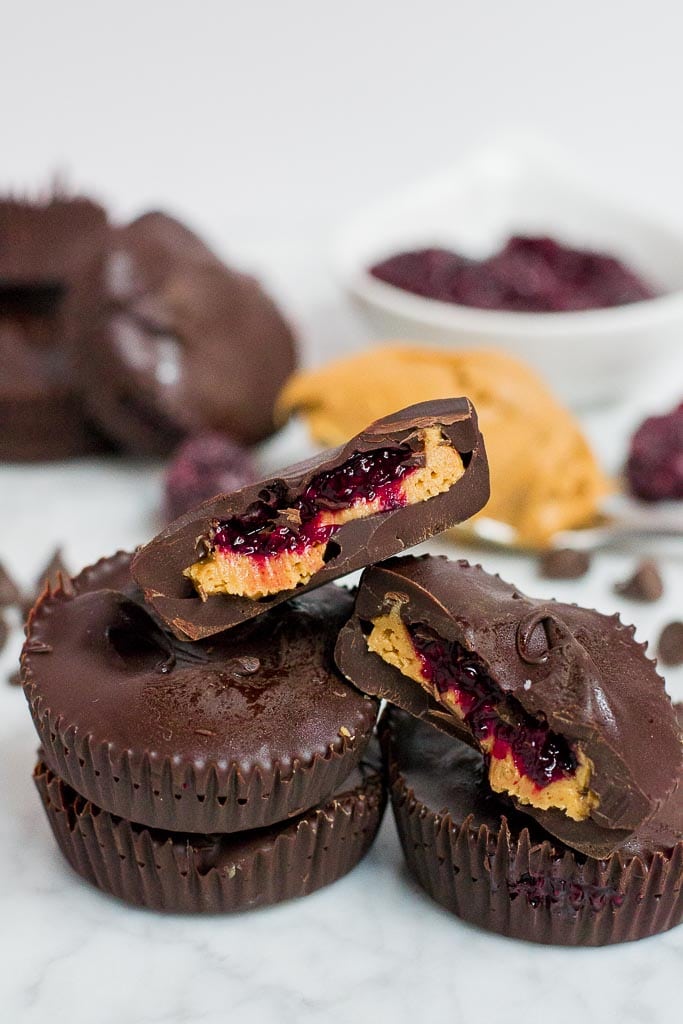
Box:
[1,239,683,1023]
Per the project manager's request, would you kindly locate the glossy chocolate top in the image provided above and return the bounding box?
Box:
[132,398,490,640]
[23,553,378,793]
[75,211,297,453]
[385,708,683,862]
[336,555,682,857]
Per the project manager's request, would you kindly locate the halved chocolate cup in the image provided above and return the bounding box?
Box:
[336,555,682,857]
[131,398,490,640]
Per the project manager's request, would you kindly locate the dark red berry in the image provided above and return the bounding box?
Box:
[164,432,258,522]
[626,402,683,502]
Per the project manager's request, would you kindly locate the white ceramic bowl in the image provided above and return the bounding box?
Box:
[333,140,683,407]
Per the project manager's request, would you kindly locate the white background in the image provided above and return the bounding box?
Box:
[1,4,683,1023]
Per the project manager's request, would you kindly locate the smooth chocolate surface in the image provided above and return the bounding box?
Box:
[132,399,490,640]
[72,211,297,454]
[22,553,378,833]
[336,555,682,857]
[383,708,683,946]
[35,743,386,913]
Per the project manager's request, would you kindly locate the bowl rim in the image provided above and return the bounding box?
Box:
[332,139,683,336]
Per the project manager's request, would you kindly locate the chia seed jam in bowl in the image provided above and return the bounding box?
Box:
[333,139,683,407]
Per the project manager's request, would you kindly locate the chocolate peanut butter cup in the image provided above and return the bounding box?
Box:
[22,553,378,833]
[383,709,683,946]
[336,555,682,857]
[70,211,297,455]
[132,398,490,641]
[34,745,385,913]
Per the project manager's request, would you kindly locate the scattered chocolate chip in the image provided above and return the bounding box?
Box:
[658,621,683,667]
[538,548,591,580]
[614,561,664,603]
[7,669,21,687]
[0,615,8,653]
[0,562,22,609]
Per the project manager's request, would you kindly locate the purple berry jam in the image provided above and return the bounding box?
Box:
[407,622,577,789]
[370,236,657,312]
[211,445,417,558]
[507,872,624,911]
[626,401,683,502]
[164,432,258,522]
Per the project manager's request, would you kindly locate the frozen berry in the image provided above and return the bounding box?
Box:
[626,402,683,502]
[164,432,258,522]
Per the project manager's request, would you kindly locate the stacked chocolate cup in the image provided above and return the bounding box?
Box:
[0,197,296,461]
[21,399,488,912]
[23,554,384,912]
[20,397,683,940]
[335,557,683,946]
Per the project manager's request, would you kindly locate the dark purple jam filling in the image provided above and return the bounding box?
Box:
[370,236,657,312]
[407,622,577,789]
[626,401,683,502]
[508,872,624,911]
[211,445,418,558]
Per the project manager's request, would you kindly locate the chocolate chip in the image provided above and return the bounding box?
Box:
[0,562,21,609]
[538,548,591,580]
[658,621,683,667]
[614,561,664,603]
[0,615,8,653]
[7,669,21,687]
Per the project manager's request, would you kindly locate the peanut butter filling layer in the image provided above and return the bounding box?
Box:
[366,603,599,822]
[185,427,464,601]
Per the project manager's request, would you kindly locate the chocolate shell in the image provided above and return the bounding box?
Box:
[132,398,490,641]
[383,708,683,946]
[336,555,682,857]
[34,745,385,913]
[71,211,297,454]
[21,553,379,833]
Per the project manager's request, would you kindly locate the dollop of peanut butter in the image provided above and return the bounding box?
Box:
[277,345,611,548]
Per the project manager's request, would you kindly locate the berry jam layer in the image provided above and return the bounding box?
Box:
[366,602,598,821]
[184,426,464,600]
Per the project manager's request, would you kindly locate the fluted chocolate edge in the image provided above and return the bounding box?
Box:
[34,759,386,913]
[384,731,683,946]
